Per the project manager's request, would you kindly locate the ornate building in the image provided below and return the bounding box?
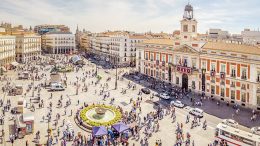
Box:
[136,3,260,110]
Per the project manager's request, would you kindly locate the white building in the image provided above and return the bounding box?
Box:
[90,31,147,67]
[0,34,16,69]
[208,29,230,40]
[241,29,260,45]
[42,32,76,54]
[14,33,41,63]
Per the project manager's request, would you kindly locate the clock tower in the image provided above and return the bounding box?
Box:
[180,3,198,42]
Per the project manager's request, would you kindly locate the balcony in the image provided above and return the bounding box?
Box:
[231,83,235,88]
[210,70,216,77]
[220,81,225,86]
[241,86,246,90]
[211,80,215,83]
[241,76,247,80]
[162,61,165,66]
[230,74,236,78]
[220,72,225,79]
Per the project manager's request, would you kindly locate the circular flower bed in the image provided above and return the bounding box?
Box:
[79,104,122,127]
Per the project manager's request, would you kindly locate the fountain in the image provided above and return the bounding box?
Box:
[78,104,122,129]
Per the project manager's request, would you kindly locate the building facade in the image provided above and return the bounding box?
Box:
[136,3,260,110]
[14,33,41,63]
[0,35,16,69]
[90,31,147,67]
[42,32,76,54]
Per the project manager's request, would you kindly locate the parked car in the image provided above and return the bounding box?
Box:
[141,88,150,94]
[50,83,65,91]
[222,119,238,128]
[251,127,260,135]
[159,93,171,100]
[189,108,204,118]
[171,100,185,108]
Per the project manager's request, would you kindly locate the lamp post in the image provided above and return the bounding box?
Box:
[115,55,118,90]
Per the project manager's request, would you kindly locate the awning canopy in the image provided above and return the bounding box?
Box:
[11,62,19,66]
[92,126,108,137]
[112,122,129,133]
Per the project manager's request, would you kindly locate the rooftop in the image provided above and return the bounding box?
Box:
[141,39,173,46]
[202,41,260,55]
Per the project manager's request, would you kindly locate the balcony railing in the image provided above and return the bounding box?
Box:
[210,70,216,77]
[220,72,225,79]
[231,84,235,88]
[211,80,215,83]
[241,76,247,80]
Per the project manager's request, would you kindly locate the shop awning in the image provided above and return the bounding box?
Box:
[11,62,19,66]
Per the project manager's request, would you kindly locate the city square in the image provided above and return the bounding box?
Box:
[0,0,260,146]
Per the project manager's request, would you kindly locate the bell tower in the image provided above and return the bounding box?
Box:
[180,3,198,42]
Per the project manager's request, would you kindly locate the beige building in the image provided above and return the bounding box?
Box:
[14,33,41,63]
[42,32,76,54]
[0,34,16,70]
[136,3,260,110]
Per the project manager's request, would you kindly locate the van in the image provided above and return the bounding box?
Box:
[189,108,204,118]
[50,83,65,91]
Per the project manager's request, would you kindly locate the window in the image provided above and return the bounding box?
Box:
[211,63,216,71]
[211,86,215,94]
[150,53,154,61]
[192,81,195,89]
[241,93,246,102]
[156,54,160,61]
[145,68,148,75]
[231,66,236,77]
[145,52,148,60]
[231,81,235,87]
[151,70,153,76]
[231,90,235,100]
[202,61,206,69]
[162,73,165,80]
[221,88,225,97]
[192,58,196,69]
[156,71,159,78]
[257,71,260,82]
[192,25,196,32]
[175,55,180,65]
[257,96,260,106]
[183,25,188,32]
[221,64,226,73]
[241,68,247,79]
[176,77,179,85]
[183,57,188,67]
[162,55,166,62]
[138,51,141,58]
[168,55,172,63]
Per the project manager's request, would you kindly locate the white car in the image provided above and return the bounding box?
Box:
[251,127,260,135]
[171,100,185,108]
[189,108,204,118]
[222,119,238,128]
[159,93,171,100]
[50,83,65,91]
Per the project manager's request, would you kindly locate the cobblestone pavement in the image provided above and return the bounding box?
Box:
[0,56,250,146]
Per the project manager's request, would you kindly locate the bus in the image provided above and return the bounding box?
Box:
[215,123,260,146]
